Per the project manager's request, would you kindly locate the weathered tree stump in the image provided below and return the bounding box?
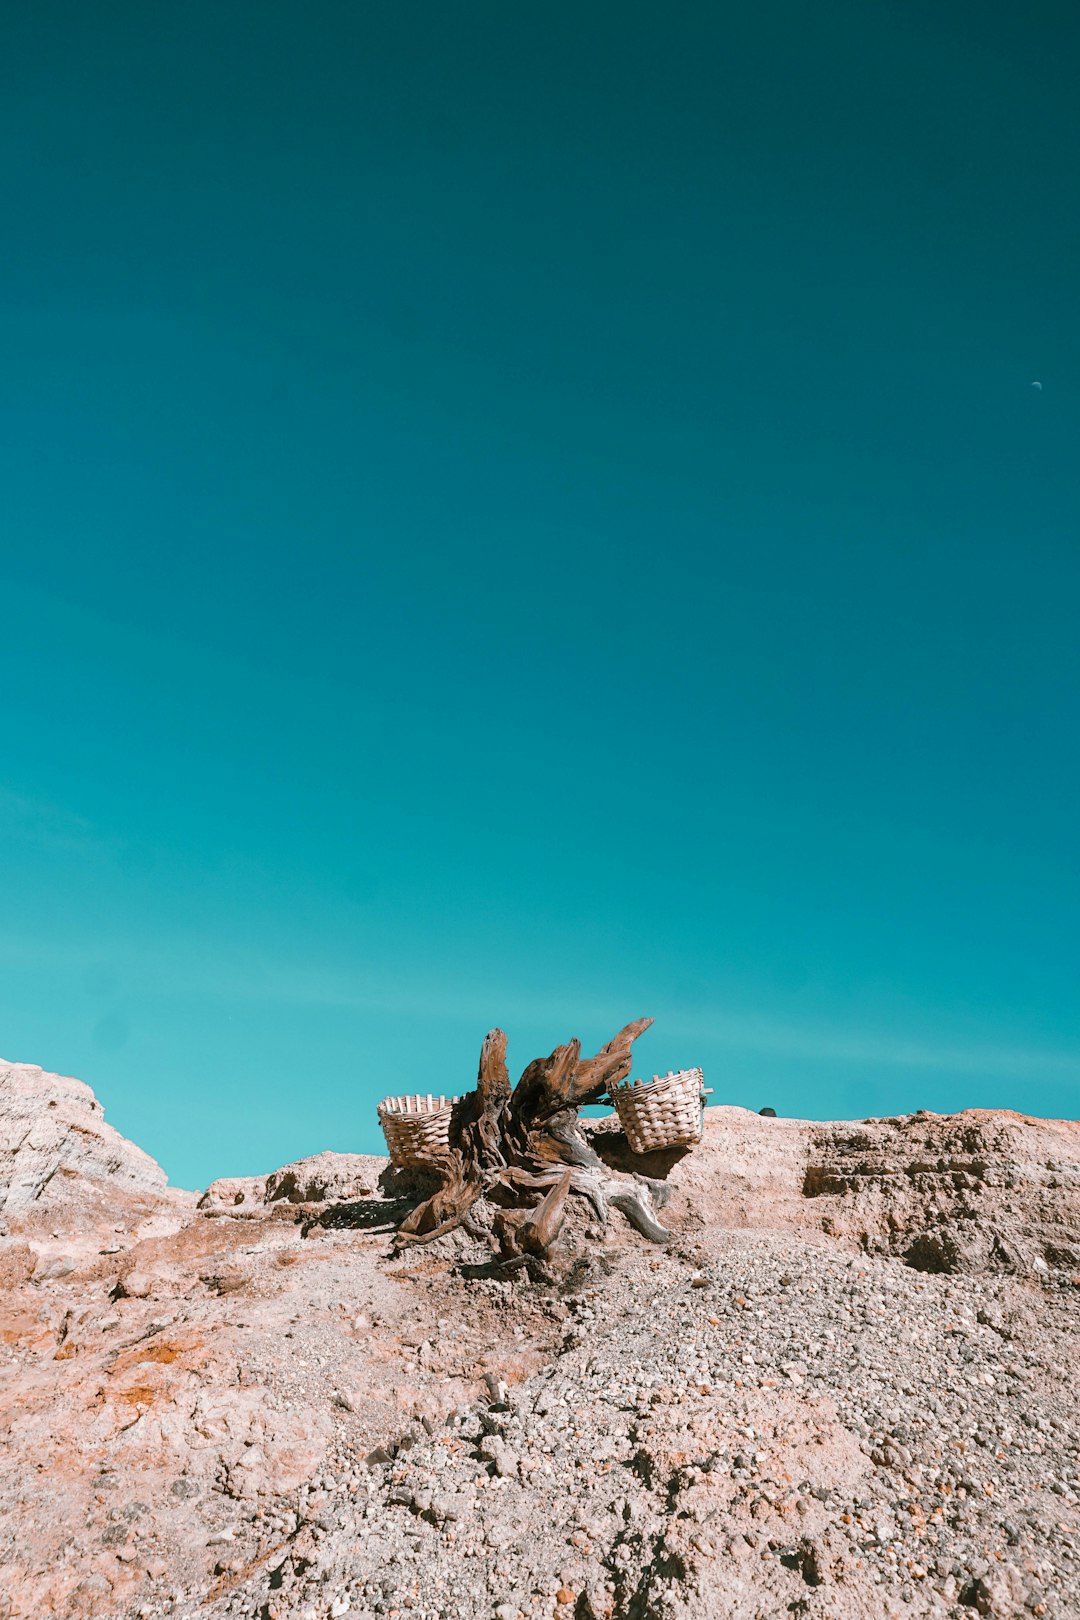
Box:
[393,1019,673,1274]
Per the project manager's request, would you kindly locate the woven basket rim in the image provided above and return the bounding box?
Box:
[610,1067,705,1098]
[377,1093,457,1118]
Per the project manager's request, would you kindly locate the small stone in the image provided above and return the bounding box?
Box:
[116,1271,153,1299]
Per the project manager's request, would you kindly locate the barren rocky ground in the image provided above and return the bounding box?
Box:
[1,1057,1078,1620]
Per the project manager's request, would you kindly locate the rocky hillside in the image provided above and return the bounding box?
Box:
[0,1059,1077,1620]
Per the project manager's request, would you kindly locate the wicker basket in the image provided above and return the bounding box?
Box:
[609,1068,711,1154]
[377,1093,457,1168]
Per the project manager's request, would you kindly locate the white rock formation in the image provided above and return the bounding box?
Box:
[0,1057,171,1217]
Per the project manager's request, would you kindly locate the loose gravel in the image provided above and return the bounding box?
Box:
[190,1229,1079,1620]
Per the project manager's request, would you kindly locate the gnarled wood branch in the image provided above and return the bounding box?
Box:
[392,1018,672,1267]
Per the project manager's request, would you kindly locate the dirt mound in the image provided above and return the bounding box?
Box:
[0,1064,1076,1620]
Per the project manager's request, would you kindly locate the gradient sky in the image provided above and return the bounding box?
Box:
[2,2,1078,1190]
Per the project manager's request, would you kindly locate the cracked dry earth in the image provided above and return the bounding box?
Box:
[1,1059,1078,1620]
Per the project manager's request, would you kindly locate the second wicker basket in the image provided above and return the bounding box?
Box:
[377,1093,457,1169]
[609,1067,711,1154]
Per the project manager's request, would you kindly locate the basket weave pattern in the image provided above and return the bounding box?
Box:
[377,1093,457,1168]
[610,1068,709,1154]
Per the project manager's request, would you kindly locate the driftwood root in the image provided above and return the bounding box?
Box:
[392,1019,673,1267]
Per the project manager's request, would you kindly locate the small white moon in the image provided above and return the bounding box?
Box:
[1031,381,1043,390]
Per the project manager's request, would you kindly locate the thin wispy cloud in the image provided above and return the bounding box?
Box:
[3,923,1073,1088]
[208,965,1080,1083]
[0,786,111,857]
[658,1007,1080,1084]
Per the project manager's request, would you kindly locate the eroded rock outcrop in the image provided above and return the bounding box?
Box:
[0,1063,1077,1620]
[802,1108,1080,1276]
[596,1104,1080,1278]
[198,1150,391,1210]
[0,1058,183,1225]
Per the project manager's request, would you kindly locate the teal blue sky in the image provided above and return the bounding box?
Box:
[2,3,1078,1189]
